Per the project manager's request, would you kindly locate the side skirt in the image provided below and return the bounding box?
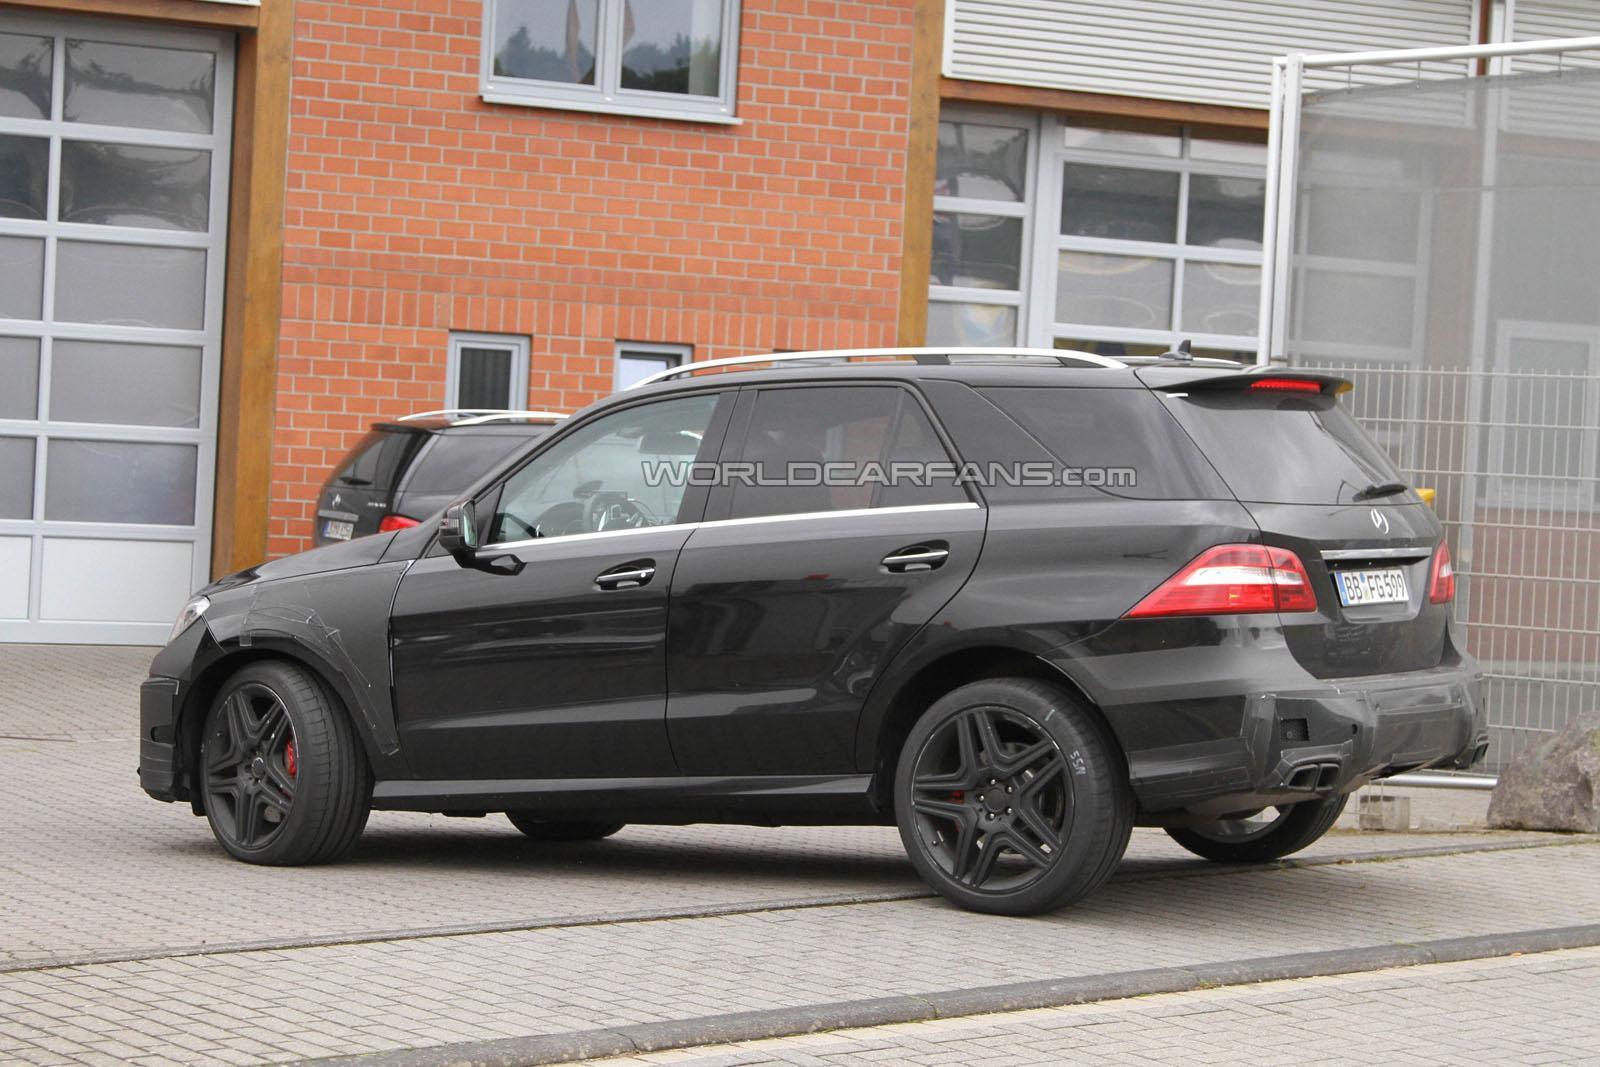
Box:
[371,773,888,826]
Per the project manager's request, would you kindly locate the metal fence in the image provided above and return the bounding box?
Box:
[1301,362,1600,770]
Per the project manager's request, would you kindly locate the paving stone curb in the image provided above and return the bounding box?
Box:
[304,922,1600,1067]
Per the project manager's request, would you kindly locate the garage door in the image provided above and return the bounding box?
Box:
[0,13,232,645]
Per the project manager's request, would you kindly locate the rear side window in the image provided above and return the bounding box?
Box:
[333,430,419,491]
[980,387,1228,500]
[401,434,531,495]
[729,386,967,520]
[1160,390,1404,505]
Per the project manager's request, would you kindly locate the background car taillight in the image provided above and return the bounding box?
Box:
[1125,544,1318,618]
[1428,542,1456,604]
[378,514,420,532]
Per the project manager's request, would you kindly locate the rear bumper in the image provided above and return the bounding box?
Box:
[1125,662,1486,816]
[139,676,184,802]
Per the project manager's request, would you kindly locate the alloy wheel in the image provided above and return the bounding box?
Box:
[203,682,299,851]
[908,705,1072,893]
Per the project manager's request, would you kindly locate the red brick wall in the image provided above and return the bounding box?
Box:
[272,0,916,555]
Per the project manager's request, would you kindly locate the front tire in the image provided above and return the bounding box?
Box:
[199,660,372,865]
[505,813,625,841]
[894,678,1133,916]
[1164,794,1349,863]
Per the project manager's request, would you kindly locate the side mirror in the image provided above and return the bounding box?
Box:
[438,501,479,563]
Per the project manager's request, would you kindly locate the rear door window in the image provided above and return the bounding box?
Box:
[979,387,1228,500]
[728,386,967,520]
[1159,390,1404,505]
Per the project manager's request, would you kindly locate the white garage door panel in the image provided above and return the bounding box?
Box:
[0,537,28,619]
[39,538,193,623]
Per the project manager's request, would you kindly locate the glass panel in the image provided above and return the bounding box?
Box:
[926,301,1017,346]
[931,213,1022,290]
[44,439,197,525]
[730,386,904,518]
[1298,269,1414,349]
[1056,251,1173,329]
[456,346,514,409]
[617,353,677,388]
[0,436,33,518]
[0,337,40,419]
[1062,123,1180,158]
[1187,175,1265,250]
[64,39,215,134]
[60,142,211,231]
[1061,164,1179,243]
[1188,137,1268,166]
[0,33,52,120]
[0,236,44,320]
[1182,261,1260,337]
[493,393,720,541]
[492,0,599,85]
[937,121,1027,202]
[620,0,724,97]
[334,429,422,492]
[54,242,206,329]
[0,135,49,221]
[50,340,202,427]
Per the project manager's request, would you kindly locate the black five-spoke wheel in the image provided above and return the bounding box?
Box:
[895,678,1133,915]
[199,660,372,866]
[203,682,299,851]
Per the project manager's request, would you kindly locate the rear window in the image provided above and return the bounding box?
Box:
[334,430,419,491]
[980,387,1228,500]
[402,433,531,495]
[1160,390,1404,505]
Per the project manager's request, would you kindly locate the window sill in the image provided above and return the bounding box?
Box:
[480,91,742,126]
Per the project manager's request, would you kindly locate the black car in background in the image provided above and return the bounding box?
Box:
[141,349,1486,916]
[313,410,566,546]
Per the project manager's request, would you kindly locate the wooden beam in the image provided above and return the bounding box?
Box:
[212,0,291,576]
[896,0,945,347]
[941,77,1269,132]
[0,0,259,30]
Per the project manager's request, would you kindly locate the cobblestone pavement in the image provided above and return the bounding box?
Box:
[1,645,1594,1066]
[584,946,1600,1066]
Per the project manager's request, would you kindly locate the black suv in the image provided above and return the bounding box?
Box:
[141,349,1486,916]
[312,410,566,545]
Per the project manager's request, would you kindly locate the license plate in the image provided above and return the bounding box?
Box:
[1335,567,1409,607]
[323,519,354,541]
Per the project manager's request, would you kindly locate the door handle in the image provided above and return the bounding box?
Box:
[595,560,656,590]
[881,545,950,573]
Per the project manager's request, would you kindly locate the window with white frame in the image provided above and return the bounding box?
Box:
[482,0,740,124]
[615,341,688,388]
[447,333,530,411]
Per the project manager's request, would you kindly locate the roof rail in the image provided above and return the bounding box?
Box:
[626,346,1124,389]
[395,408,569,424]
[451,410,570,426]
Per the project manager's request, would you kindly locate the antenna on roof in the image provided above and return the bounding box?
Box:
[1165,339,1194,362]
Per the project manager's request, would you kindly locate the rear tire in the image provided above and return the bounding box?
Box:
[894,678,1133,916]
[199,660,372,865]
[1165,794,1349,863]
[505,813,625,842]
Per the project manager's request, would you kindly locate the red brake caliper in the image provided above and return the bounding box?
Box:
[285,738,297,778]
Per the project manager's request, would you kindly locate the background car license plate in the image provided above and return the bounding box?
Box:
[323,519,354,541]
[1335,567,1408,606]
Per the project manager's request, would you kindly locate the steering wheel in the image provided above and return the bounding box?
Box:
[584,490,650,533]
[528,501,586,538]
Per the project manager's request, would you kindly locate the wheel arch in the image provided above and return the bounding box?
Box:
[864,644,1127,814]
[176,640,385,812]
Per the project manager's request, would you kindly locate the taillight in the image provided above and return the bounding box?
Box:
[1125,544,1318,618]
[1428,542,1456,604]
[1249,377,1324,393]
[378,514,420,532]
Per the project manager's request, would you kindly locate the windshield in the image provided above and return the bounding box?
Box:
[1160,390,1404,505]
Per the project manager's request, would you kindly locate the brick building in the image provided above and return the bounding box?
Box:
[2,0,1596,644]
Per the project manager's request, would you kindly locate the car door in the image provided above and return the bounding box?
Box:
[390,391,731,781]
[665,382,985,775]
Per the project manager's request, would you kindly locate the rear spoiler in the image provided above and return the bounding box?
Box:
[1152,370,1352,396]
